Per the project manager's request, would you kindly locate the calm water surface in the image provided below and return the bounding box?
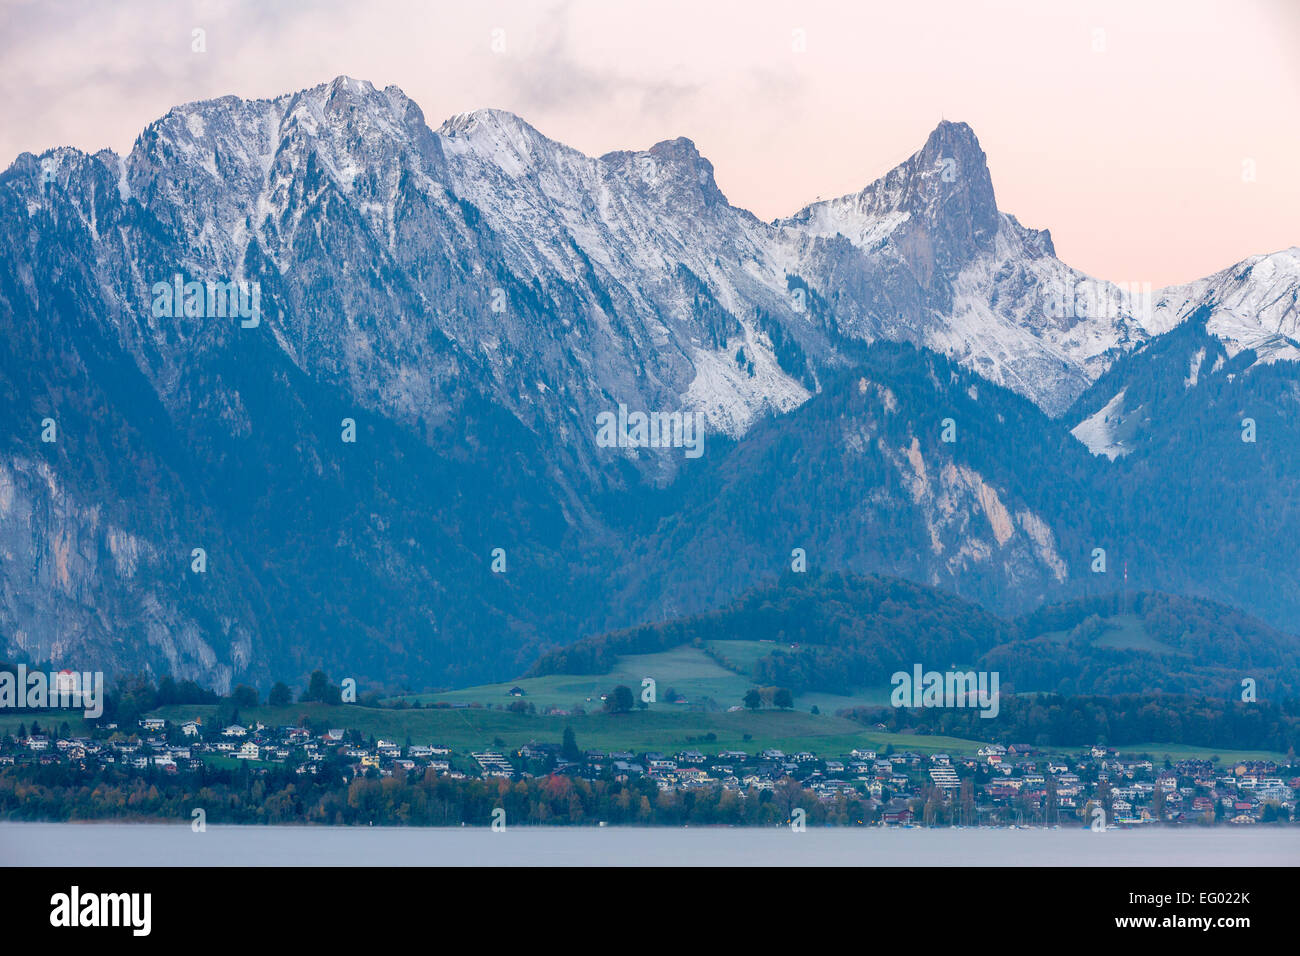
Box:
[3,822,1298,866]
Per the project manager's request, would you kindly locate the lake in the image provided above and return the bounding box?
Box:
[3,822,1298,866]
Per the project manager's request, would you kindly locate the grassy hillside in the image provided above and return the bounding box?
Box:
[0,712,91,737]
[394,644,891,714]
[528,575,1300,700]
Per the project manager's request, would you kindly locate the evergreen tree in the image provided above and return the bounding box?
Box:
[562,726,581,762]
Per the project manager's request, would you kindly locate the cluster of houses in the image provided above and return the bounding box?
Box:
[2,719,454,777]
[3,720,1296,826]
[542,741,1295,826]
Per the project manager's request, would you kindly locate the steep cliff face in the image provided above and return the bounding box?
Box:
[595,345,1097,631]
[0,456,252,692]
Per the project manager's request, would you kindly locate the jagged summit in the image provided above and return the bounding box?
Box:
[921,119,987,160]
[781,119,997,266]
[325,74,376,94]
[438,109,728,204]
[439,106,547,139]
[593,135,728,209]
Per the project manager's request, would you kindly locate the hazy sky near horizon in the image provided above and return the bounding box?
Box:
[1,0,1296,287]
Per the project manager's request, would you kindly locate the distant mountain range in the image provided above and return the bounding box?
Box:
[1,75,1296,691]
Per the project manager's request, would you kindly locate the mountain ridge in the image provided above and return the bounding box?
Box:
[2,75,1297,691]
[10,76,1296,424]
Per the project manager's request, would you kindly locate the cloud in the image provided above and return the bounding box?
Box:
[1,0,1296,286]
[487,1,701,119]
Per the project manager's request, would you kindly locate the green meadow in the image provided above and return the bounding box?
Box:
[1038,613,1179,655]
[1109,743,1289,764]
[0,712,91,737]
[148,701,978,756]
[384,643,891,715]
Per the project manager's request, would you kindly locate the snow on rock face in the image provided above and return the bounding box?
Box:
[1185,347,1207,388]
[99,90,1140,448]
[1070,389,1133,460]
[1149,248,1300,366]
[682,345,810,439]
[26,82,809,485]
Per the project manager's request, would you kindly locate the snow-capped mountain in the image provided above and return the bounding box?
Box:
[1064,249,1300,460]
[1148,248,1300,363]
[28,77,1289,440]
[778,120,1161,415]
[108,77,823,483]
[2,76,1297,688]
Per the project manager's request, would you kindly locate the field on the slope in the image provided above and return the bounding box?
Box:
[0,712,91,736]
[1093,615,1179,653]
[385,643,892,714]
[1109,743,1288,763]
[1037,614,1178,655]
[396,646,749,710]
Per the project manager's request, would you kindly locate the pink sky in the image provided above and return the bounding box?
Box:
[1,0,1296,287]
